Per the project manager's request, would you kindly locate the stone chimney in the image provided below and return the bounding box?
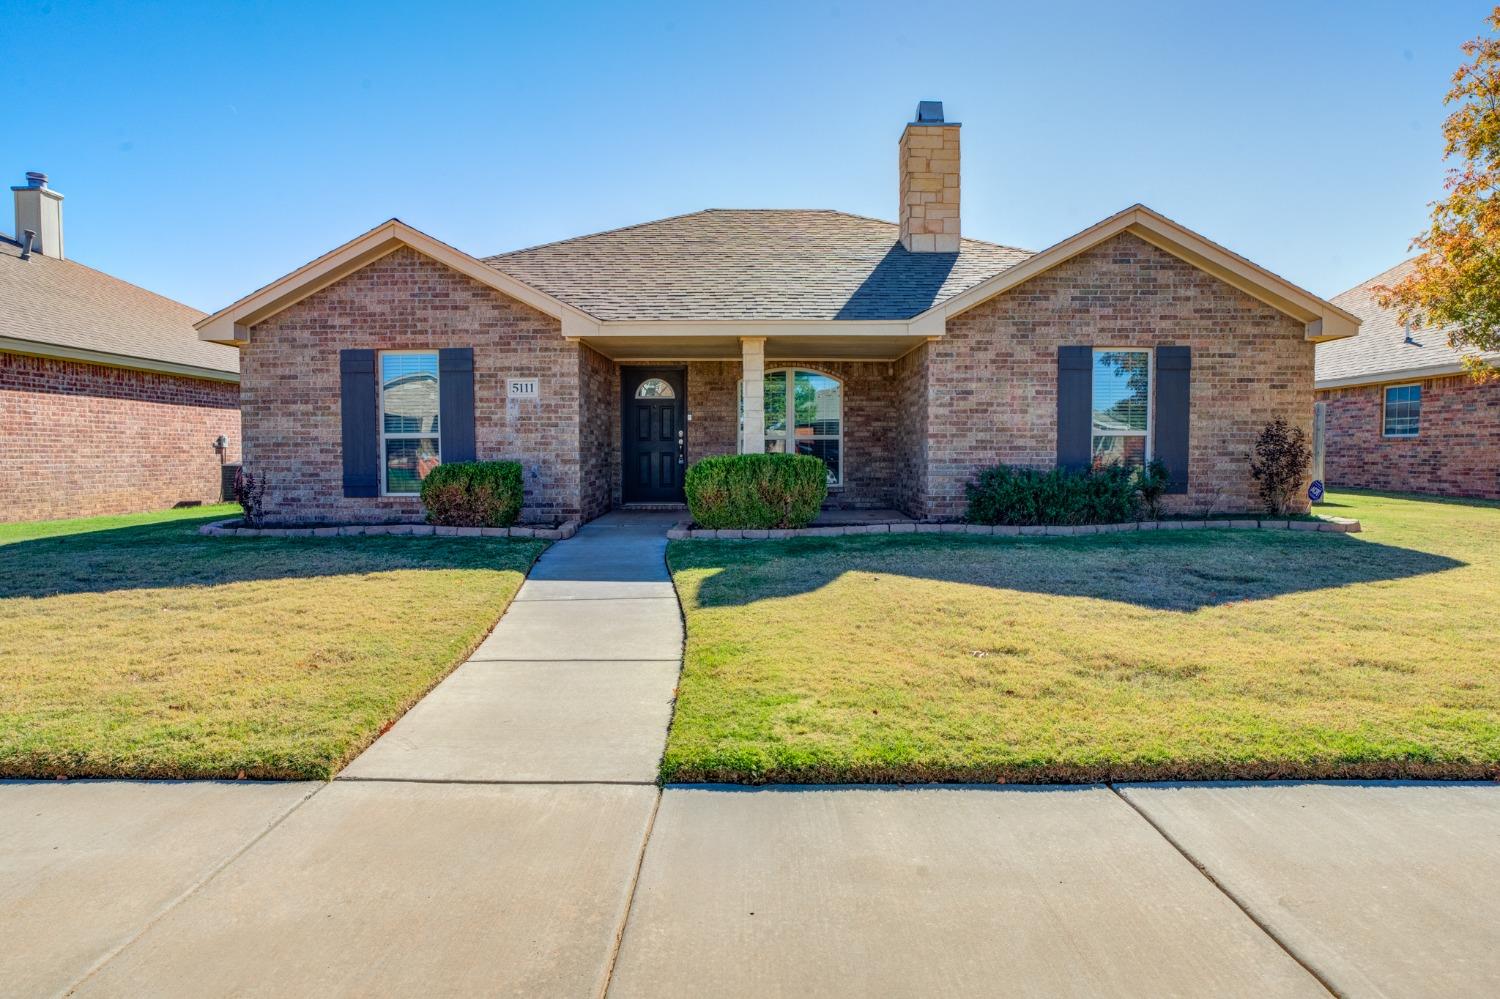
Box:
[12,172,64,259]
[898,101,960,253]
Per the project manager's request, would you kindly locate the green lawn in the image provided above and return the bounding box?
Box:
[663,491,1500,784]
[0,505,544,779]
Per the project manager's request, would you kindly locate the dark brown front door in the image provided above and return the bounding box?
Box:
[622,368,686,503]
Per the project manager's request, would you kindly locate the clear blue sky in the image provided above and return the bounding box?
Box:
[4,0,1485,311]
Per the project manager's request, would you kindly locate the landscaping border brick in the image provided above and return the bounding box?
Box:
[668,515,1360,541]
[198,518,578,540]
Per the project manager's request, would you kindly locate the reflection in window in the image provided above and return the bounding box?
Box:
[635,377,675,399]
[1383,384,1421,437]
[1091,349,1151,470]
[740,368,842,485]
[380,352,440,494]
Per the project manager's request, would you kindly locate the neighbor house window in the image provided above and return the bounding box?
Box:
[739,368,843,485]
[379,351,441,494]
[1383,384,1421,438]
[1091,349,1152,469]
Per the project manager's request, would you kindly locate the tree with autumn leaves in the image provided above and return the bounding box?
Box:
[1380,6,1500,376]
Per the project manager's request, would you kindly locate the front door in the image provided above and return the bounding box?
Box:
[622,367,686,503]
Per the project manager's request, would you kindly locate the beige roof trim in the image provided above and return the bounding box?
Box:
[196,219,598,345]
[1316,355,1498,390]
[911,204,1361,343]
[1,337,240,383]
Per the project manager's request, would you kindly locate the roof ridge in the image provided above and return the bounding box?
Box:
[1331,257,1419,303]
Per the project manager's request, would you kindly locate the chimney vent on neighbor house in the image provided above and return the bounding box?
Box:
[899,101,960,253]
[12,171,64,259]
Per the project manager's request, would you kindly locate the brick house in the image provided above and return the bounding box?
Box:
[2,173,241,523]
[1315,260,1500,500]
[197,103,1358,526]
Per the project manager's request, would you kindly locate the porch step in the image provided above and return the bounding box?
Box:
[620,502,687,512]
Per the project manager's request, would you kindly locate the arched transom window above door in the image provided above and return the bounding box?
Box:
[634,377,676,399]
[739,368,843,485]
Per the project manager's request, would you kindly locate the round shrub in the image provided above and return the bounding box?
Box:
[684,453,828,530]
[419,460,524,527]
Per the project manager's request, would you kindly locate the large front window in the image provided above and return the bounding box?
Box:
[741,368,843,485]
[1091,349,1152,469]
[379,352,441,494]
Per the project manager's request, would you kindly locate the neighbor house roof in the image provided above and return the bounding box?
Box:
[1316,259,1493,388]
[484,209,1034,321]
[1,232,238,381]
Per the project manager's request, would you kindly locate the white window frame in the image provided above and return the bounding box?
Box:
[738,367,845,487]
[377,350,442,496]
[1382,382,1422,439]
[1090,347,1154,467]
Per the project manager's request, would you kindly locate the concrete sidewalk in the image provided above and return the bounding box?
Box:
[5,516,1499,996]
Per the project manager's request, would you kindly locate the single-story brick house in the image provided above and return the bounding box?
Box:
[2,173,241,523]
[197,102,1358,525]
[1316,260,1500,500]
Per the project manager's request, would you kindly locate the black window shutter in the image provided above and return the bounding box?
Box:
[1155,345,1192,494]
[438,347,476,463]
[340,349,379,497]
[1056,345,1093,472]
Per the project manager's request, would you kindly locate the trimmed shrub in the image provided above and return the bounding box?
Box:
[419,461,524,527]
[684,453,828,529]
[964,464,1140,526]
[1249,418,1311,515]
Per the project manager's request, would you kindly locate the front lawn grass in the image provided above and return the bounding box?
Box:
[0,505,544,779]
[663,491,1500,784]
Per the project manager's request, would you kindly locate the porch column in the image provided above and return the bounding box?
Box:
[739,336,766,454]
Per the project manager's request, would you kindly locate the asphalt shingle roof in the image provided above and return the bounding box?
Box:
[0,234,238,376]
[484,209,1033,322]
[1316,259,1473,385]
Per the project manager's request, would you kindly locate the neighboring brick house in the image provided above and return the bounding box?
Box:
[1315,260,1500,500]
[1,173,240,523]
[197,102,1357,525]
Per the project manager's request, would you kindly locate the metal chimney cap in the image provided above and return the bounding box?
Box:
[24,172,49,189]
[914,101,944,124]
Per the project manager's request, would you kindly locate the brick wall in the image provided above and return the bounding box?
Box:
[924,232,1314,519]
[892,342,930,517]
[0,350,240,523]
[241,247,582,525]
[578,344,616,520]
[679,358,899,509]
[1318,375,1500,499]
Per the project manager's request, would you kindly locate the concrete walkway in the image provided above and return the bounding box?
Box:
[341,510,683,783]
[4,516,1499,996]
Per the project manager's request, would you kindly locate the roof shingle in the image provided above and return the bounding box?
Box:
[484,209,1032,322]
[1316,259,1478,386]
[1,234,237,377]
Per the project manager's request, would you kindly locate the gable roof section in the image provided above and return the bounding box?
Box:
[1,233,237,381]
[484,209,1033,322]
[907,204,1360,342]
[1315,259,1495,388]
[196,219,595,345]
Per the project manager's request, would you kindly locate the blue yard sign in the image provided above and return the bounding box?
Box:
[1308,479,1325,503]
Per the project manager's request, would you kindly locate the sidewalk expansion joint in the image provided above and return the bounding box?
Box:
[1108,784,1341,998]
[599,786,663,999]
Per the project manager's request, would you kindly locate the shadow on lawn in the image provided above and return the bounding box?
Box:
[0,513,535,600]
[677,530,1464,612]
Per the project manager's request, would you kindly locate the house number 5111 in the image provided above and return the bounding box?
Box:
[508,378,540,399]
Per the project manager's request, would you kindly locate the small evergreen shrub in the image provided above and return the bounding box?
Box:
[1249,419,1312,515]
[685,453,828,529]
[964,464,1140,526]
[419,461,524,527]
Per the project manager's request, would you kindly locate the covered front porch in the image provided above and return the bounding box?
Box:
[573,330,936,517]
